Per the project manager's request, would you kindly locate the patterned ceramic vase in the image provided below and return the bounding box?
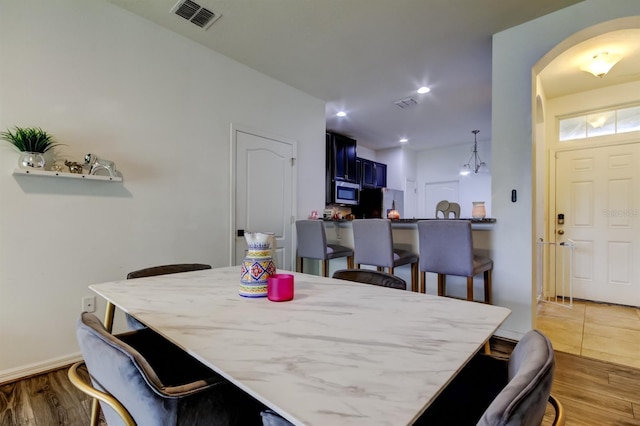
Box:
[239,232,276,297]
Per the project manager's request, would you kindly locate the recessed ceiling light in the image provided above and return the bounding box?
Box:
[399,138,408,143]
[336,111,347,117]
[417,86,431,94]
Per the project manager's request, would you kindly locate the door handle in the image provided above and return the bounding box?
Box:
[237,229,245,237]
[557,229,564,235]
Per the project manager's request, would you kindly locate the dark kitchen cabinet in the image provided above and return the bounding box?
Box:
[374,162,387,188]
[358,158,387,189]
[328,132,357,183]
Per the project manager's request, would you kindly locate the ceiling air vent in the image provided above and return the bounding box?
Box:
[393,97,419,109]
[170,0,221,30]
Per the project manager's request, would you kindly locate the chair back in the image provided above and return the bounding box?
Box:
[333,269,406,290]
[127,263,212,279]
[478,330,555,426]
[417,220,474,276]
[77,313,182,425]
[295,220,328,260]
[352,219,394,268]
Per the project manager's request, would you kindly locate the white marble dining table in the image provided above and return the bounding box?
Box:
[90,266,510,426]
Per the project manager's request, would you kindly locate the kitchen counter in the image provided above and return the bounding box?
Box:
[323,217,496,230]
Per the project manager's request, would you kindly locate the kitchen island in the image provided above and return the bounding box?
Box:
[317,218,496,298]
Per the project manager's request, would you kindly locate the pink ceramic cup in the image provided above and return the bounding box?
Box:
[268,274,294,302]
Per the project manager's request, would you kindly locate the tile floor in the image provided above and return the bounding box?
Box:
[536,299,640,369]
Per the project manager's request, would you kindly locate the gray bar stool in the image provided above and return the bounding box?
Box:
[295,220,354,277]
[351,219,419,292]
[417,220,493,304]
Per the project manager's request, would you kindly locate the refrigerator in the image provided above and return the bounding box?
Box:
[353,188,404,219]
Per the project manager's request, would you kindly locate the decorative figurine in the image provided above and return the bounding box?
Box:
[84,153,117,177]
[65,160,84,174]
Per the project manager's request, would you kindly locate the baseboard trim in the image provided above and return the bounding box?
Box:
[0,352,83,385]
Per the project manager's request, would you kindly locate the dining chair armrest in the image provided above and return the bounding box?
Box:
[549,394,565,426]
[68,361,135,426]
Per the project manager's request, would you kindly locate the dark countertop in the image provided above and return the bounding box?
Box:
[323,218,496,223]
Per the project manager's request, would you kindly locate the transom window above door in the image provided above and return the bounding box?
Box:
[559,104,640,141]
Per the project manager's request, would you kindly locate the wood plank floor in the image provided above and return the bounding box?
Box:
[2,340,639,425]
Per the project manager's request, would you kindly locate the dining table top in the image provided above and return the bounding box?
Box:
[90,266,510,426]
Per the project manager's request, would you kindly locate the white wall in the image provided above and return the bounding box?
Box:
[492,0,640,339]
[0,0,325,380]
[416,142,492,219]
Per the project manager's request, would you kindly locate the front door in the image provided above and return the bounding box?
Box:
[554,143,640,305]
[233,126,296,270]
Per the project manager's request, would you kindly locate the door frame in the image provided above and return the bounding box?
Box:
[229,123,298,268]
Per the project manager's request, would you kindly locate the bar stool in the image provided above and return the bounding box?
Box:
[295,220,354,277]
[417,220,493,304]
[351,219,419,292]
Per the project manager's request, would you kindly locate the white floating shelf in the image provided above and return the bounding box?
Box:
[13,168,122,182]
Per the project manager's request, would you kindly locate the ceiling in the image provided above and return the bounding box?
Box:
[107,0,596,151]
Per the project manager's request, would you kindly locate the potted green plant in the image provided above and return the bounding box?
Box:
[1,126,61,169]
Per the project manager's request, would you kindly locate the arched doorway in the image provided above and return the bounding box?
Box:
[532,18,640,368]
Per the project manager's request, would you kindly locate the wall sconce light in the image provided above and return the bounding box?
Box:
[460,130,486,176]
[580,52,622,78]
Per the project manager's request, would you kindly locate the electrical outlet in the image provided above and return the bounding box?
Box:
[82,296,96,313]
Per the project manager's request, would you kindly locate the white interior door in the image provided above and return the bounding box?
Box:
[233,126,296,270]
[405,178,418,219]
[554,143,640,305]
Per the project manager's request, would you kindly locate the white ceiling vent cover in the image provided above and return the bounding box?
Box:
[170,0,221,30]
[393,97,418,109]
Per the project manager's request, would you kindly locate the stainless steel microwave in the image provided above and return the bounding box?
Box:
[334,181,360,205]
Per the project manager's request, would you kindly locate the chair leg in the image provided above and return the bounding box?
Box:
[103,302,116,333]
[377,266,384,272]
[411,262,418,293]
[321,260,328,277]
[90,397,100,426]
[297,256,303,273]
[466,277,474,301]
[437,274,446,296]
[419,271,426,294]
[484,269,492,304]
[347,255,354,269]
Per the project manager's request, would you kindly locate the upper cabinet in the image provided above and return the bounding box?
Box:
[327,132,357,183]
[359,157,387,189]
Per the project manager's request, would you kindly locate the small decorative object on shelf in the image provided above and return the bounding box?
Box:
[65,160,84,174]
[472,201,487,219]
[84,153,117,178]
[1,127,61,170]
[240,232,276,297]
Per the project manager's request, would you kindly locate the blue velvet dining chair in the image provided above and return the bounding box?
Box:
[415,329,565,426]
[70,312,264,426]
[332,268,407,290]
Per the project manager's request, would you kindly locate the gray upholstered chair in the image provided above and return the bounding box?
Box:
[352,219,419,291]
[295,220,353,277]
[72,312,264,426]
[332,269,407,290]
[435,200,460,219]
[416,329,564,426]
[417,220,493,303]
[260,410,293,426]
[124,263,212,330]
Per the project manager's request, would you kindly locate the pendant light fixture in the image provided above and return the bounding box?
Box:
[460,130,486,176]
